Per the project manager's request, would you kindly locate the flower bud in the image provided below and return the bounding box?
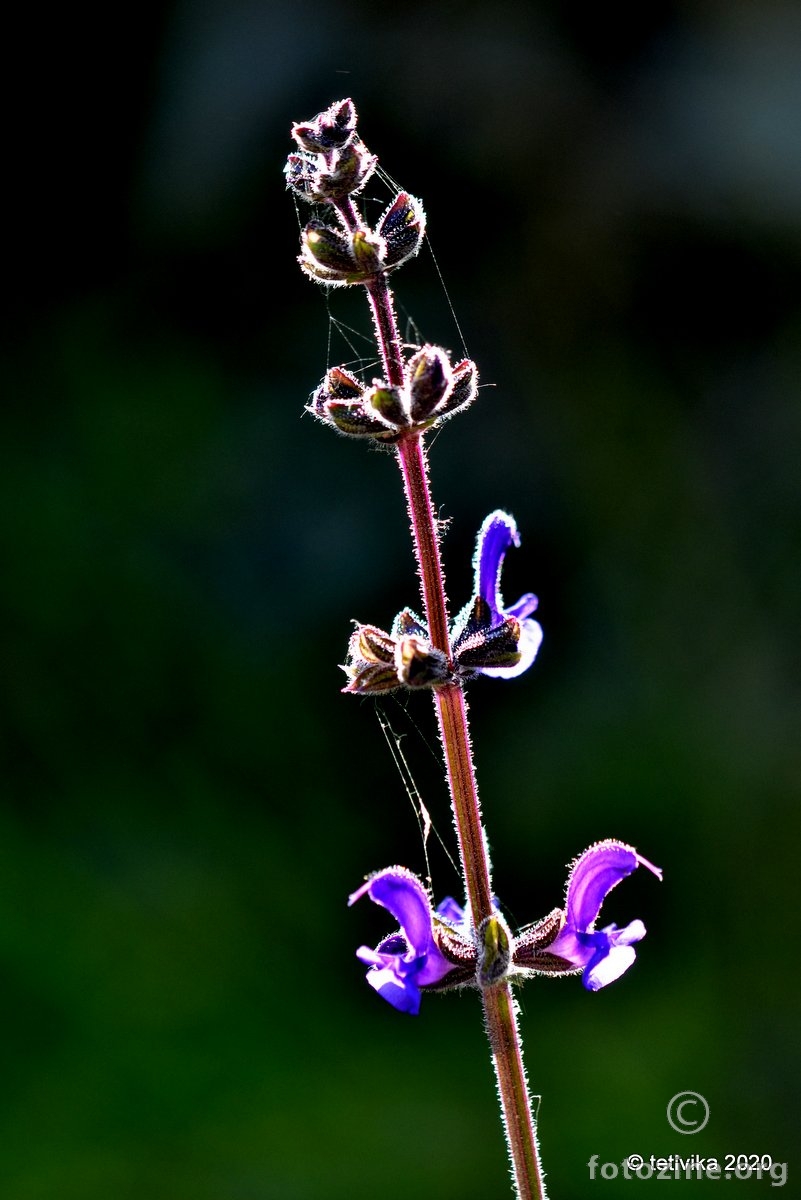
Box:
[342,662,404,695]
[323,401,395,438]
[291,98,356,154]
[299,222,387,286]
[365,383,408,426]
[351,228,385,274]
[355,624,395,664]
[284,152,316,199]
[477,914,512,986]
[299,221,356,284]
[407,345,452,421]
[377,192,426,270]
[285,140,376,203]
[308,367,404,440]
[394,635,449,688]
[342,622,401,694]
[342,615,451,694]
[318,140,377,200]
[308,367,363,423]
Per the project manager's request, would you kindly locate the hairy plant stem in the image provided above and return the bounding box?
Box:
[397,431,547,1200]
[359,252,547,1200]
[330,187,546,1197]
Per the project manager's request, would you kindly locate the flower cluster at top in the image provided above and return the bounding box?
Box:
[349,841,662,1014]
[285,98,479,444]
[343,510,543,693]
[286,98,425,286]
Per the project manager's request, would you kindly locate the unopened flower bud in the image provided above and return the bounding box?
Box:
[365,383,408,426]
[394,635,449,688]
[284,152,315,199]
[291,98,356,154]
[351,228,386,274]
[324,401,393,437]
[355,624,395,664]
[407,345,452,420]
[342,622,401,694]
[299,222,387,286]
[342,662,403,695]
[285,140,376,203]
[308,367,404,440]
[299,221,356,284]
[319,140,377,200]
[342,615,452,694]
[321,366,363,402]
[308,367,376,435]
[377,192,426,270]
[477,914,512,987]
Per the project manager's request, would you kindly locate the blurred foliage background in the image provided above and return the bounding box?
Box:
[3,1,799,1196]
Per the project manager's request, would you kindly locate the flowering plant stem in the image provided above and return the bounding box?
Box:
[398,432,547,1200]
[290,99,659,1200]
[364,270,547,1199]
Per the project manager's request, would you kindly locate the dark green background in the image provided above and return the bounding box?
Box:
[4,2,799,1196]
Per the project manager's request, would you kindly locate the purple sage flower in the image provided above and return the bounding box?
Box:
[546,840,662,991]
[349,869,473,1014]
[451,510,542,678]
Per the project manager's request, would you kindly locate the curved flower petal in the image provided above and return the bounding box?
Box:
[349,868,456,1012]
[475,510,520,617]
[349,868,434,954]
[547,842,661,991]
[564,840,660,931]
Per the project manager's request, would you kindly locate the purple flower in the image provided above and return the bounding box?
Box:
[451,511,542,678]
[349,869,472,1014]
[546,840,662,991]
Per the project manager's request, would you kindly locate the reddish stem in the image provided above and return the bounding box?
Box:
[334,185,547,1198]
